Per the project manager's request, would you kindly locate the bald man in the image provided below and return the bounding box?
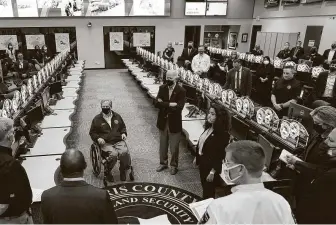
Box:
[0,118,33,224]
[155,70,186,175]
[41,149,118,224]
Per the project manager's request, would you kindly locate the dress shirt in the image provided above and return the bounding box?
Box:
[168,83,176,99]
[19,61,23,69]
[328,50,335,63]
[192,54,211,73]
[198,127,214,155]
[323,74,336,98]
[199,183,295,224]
[102,112,113,128]
[235,67,242,90]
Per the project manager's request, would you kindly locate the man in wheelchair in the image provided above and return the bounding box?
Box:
[89,100,131,182]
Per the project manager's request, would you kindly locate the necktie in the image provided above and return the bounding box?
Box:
[236,71,240,91]
[188,49,191,55]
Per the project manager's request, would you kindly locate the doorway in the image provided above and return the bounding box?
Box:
[303,26,324,53]
[250,25,262,52]
[184,26,201,48]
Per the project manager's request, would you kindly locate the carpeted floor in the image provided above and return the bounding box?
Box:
[66,69,202,195]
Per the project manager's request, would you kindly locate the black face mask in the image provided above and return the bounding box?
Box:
[314,123,326,135]
[166,80,174,86]
[188,46,192,49]
[102,108,111,115]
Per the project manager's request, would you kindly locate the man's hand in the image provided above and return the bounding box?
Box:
[274,103,282,111]
[121,133,127,141]
[97,138,105,146]
[286,155,297,165]
[206,173,215,182]
[169,102,177,107]
[157,98,163,103]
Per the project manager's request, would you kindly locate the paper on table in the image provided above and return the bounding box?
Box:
[279,149,302,164]
[32,188,44,202]
[138,214,171,225]
[189,198,214,220]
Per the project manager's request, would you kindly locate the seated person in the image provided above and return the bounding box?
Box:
[271,65,301,117]
[223,59,252,97]
[191,46,210,78]
[223,51,238,72]
[255,56,274,105]
[41,45,52,64]
[1,53,13,77]
[5,43,17,63]
[13,52,30,80]
[199,141,295,224]
[89,100,131,182]
[311,60,336,107]
[251,44,263,56]
[290,41,305,63]
[162,42,175,62]
[276,42,292,62]
[31,45,43,71]
[305,46,324,67]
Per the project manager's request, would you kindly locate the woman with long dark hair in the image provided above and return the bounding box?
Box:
[256,56,274,106]
[32,45,43,70]
[194,103,231,199]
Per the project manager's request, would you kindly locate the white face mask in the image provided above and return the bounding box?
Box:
[221,162,244,185]
[264,61,270,65]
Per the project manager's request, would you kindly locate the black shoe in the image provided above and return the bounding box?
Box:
[120,170,126,181]
[156,165,168,172]
[170,168,178,175]
[105,173,114,183]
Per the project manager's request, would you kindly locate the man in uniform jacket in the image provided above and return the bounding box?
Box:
[155,70,186,175]
[180,41,198,63]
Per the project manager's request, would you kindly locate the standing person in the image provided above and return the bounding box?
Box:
[5,43,16,63]
[255,56,274,105]
[31,45,43,71]
[162,42,175,62]
[155,70,186,175]
[0,118,33,224]
[41,45,51,64]
[194,104,230,199]
[191,46,211,78]
[180,41,197,64]
[323,41,336,68]
[198,141,296,224]
[41,149,118,224]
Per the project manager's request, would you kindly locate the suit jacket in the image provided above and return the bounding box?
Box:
[41,180,118,224]
[155,84,186,133]
[290,46,305,62]
[224,67,252,96]
[312,71,336,106]
[180,48,197,62]
[13,60,29,76]
[323,49,336,61]
[196,129,229,173]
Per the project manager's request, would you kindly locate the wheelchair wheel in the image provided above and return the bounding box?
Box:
[90,143,102,177]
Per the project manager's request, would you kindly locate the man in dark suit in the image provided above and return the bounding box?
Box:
[41,149,118,224]
[155,70,186,175]
[323,41,336,68]
[290,41,305,63]
[180,41,197,65]
[224,59,252,97]
[13,52,30,80]
[312,60,336,107]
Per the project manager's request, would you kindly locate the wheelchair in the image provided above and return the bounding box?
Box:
[90,141,135,187]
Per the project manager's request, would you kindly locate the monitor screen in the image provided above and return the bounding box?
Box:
[185,0,227,16]
[50,81,62,95]
[230,116,249,140]
[0,0,171,17]
[41,86,50,109]
[182,84,198,105]
[27,100,44,127]
[258,134,274,169]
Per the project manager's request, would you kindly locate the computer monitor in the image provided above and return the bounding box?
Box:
[182,83,198,105]
[258,134,275,170]
[41,86,50,109]
[199,94,211,113]
[26,100,44,128]
[288,102,312,122]
[49,81,62,96]
[229,116,250,140]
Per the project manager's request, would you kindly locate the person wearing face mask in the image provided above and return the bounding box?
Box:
[311,60,336,107]
[194,104,230,199]
[223,59,252,97]
[5,43,16,63]
[180,41,197,65]
[276,42,292,62]
[251,44,263,56]
[155,70,186,175]
[255,56,274,105]
[271,65,302,118]
[305,46,323,67]
[89,100,131,182]
[162,42,175,62]
[191,46,211,78]
[0,118,33,224]
[286,127,336,224]
[198,141,295,224]
[323,41,336,68]
[290,41,304,63]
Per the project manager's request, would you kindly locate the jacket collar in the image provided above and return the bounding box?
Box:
[99,110,115,119]
[60,180,88,187]
[0,145,12,156]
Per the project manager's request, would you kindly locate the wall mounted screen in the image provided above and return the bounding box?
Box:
[185,0,227,16]
[0,0,171,17]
